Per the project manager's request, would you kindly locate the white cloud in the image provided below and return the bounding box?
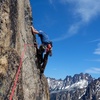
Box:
[94,43,100,55]
[68,22,81,34]
[52,25,79,42]
[85,67,100,74]
[89,39,100,43]
[67,0,100,33]
[60,0,100,22]
[49,0,53,4]
[86,59,100,62]
[89,39,100,55]
[53,0,100,42]
[52,36,67,42]
[48,0,57,10]
[74,0,100,22]
[52,33,70,42]
[52,22,81,42]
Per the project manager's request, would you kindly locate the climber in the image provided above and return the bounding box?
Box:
[31,26,52,73]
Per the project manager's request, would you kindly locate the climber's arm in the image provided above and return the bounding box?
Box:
[31,26,39,34]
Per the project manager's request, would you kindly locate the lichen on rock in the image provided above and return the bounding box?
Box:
[0,46,20,99]
[0,0,50,100]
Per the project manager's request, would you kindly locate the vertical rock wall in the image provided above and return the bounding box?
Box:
[0,0,50,100]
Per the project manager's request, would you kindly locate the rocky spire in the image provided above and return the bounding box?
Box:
[0,0,50,99]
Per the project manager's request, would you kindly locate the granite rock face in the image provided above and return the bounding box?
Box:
[0,0,49,100]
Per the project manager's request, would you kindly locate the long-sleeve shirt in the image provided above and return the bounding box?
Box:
[38,30,50,45]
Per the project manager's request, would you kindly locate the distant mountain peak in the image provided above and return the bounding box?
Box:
[49,73,100,100]
[47,73,93,93]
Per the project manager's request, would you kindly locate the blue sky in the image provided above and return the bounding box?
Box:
[30,0,100,79]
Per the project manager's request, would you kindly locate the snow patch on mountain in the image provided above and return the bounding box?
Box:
[65,79,88,90]
[70,79,88,89]
[47,73,93,93]
[48,78,88,92]
[47,77,63,91]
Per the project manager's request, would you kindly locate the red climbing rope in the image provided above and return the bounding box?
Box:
[9,44,26,100]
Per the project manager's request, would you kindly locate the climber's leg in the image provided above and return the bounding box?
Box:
[40,53,49,73]
[34,43,44,64]
[38,45,45,64]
